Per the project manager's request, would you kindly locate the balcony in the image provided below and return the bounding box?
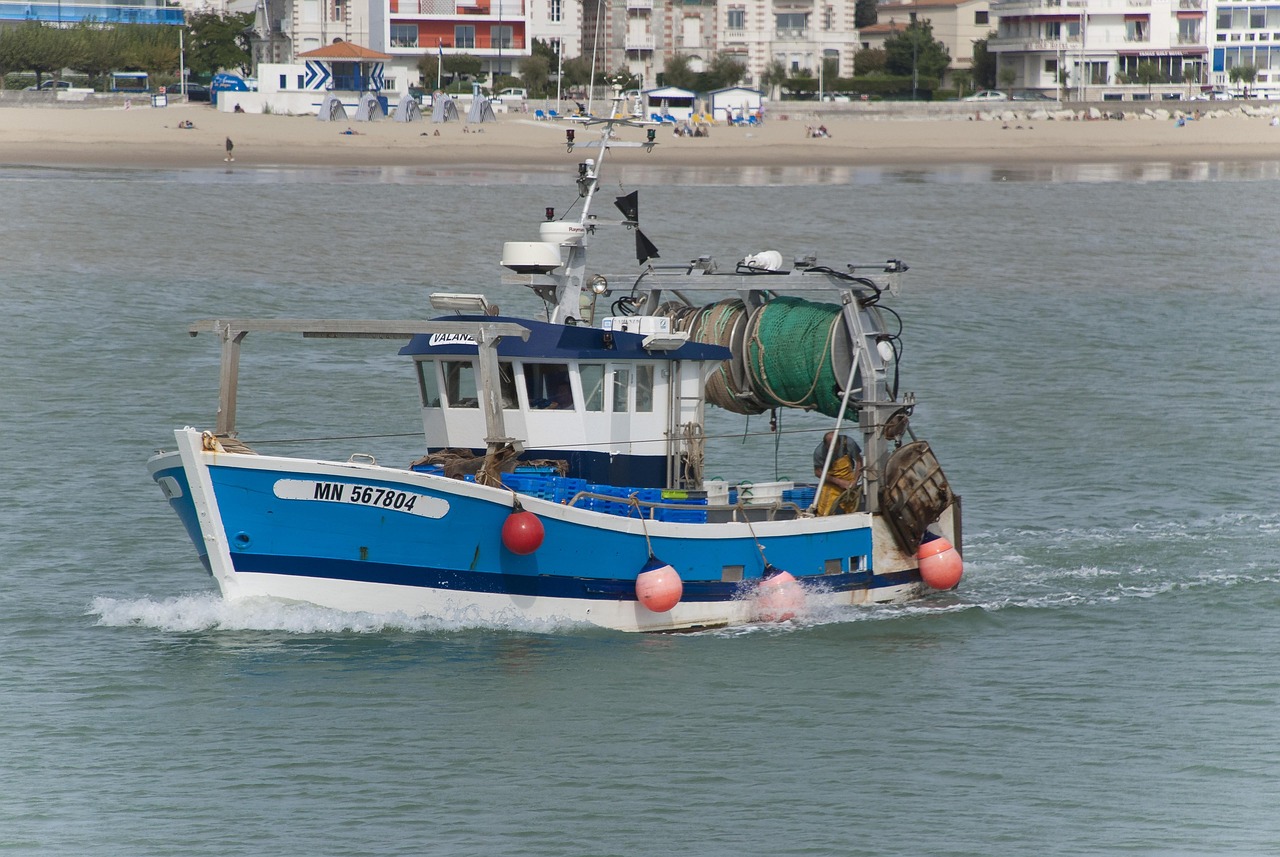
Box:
[988,36,1080,51]
[775,27,809,41]
[625,34,654,50]
[627,0,652,8]
[1177,0,1203,7]
[990,0,1074,13]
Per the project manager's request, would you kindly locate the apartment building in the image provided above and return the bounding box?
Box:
[989,0,1208,98]
[716,0,860,85]
[1211,2,1280,94]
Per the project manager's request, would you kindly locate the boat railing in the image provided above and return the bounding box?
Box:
[560,489,808,522]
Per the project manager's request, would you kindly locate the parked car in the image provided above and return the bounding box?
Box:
[1011,90,1056,102]
[497,87,528,100]
[25,80,72,91]
[962,90,1009,102]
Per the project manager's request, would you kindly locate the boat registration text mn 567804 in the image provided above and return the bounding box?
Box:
[272,479,448,518]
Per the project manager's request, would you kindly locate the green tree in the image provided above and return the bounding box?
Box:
[969,33,996,89]
[855,0,878,28]
[852,47,885,76]
[519,54,549,96]
[661,54,695,89]
[185,11,252,78]
[10,23,80,88]
[998,66,1017,91]
[704,52,746,90]
[560,55,593,89]
[443,53,482,82]
[1134,60,1162,96]
[884,20,951,87]
[72,24,124,91]
[1229,63,1258,96]
[759,58,788,98]
[121,23,181,79]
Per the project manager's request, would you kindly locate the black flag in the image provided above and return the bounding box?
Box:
[614,191,659,264]
[614,190,640,224]
[634,229,660,265]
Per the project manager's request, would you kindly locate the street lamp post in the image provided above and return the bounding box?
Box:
[912,35,919,100]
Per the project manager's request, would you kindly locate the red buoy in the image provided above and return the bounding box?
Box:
[917,535,963,590]
[635,556,683,612]
[754,568,806,622]
[501,508,544,555]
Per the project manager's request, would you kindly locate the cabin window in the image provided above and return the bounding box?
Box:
[416,360,441,407]
[525,363,574,409]
[824,558,843,575]
[721,565,744,582]
[442,360,478,408]
[612,368,630,412]
[580,364,605,411]
[499,361,518,409]
[636,364,655,412]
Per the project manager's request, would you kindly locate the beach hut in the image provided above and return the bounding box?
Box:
[708,86,764,123]
[432,96,460,123]
[467,97,497,124]
[294,40,393,118]
[642,86,697,122]
[394,93,423,122]
[316,93,348,121]
[354,91,385,121]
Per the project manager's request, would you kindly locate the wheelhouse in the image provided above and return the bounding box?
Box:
[400,314,730,488]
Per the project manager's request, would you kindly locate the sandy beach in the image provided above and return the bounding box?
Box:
[3,102,1280,170]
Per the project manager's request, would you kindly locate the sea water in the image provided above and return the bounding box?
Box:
[4,160,1280,856]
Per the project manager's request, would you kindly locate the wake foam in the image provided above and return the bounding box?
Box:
[87,592,587,635]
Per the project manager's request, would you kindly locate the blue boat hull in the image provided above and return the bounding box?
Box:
[148,429,925,631]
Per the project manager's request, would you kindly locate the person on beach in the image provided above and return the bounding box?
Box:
[813,431,862,515]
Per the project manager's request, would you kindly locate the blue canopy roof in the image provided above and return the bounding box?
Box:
[399,315,731,362]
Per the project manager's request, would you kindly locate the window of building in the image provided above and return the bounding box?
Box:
[1252,8,1267,29]
[1179,18,1201,44]
[1125,18,1149,42]
[975,10,988,25]
[491,25,513,50]
[1087,61,1108,84]
[1217,9,1232,29]
[776,12,808,37]
[1045,58,1058,74]
[1271,8,1280,28]
[550,0,561,22]
[727,8,745,29]
[682,16,702,47]
[455,25,476,49]
[1045,21,1061,39]
[391,24,418,48]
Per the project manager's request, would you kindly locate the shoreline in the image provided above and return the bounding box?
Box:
[4,104,1280,171]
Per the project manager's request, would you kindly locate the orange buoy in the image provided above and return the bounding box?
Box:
[635,556,683,612]
[501,506,544,555]
[917,535,963,590]
[754,567,806,622]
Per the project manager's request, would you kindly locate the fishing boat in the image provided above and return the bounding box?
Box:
[147,88,963,632]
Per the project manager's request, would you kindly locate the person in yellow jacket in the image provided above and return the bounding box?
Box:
[813,431,863,516]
